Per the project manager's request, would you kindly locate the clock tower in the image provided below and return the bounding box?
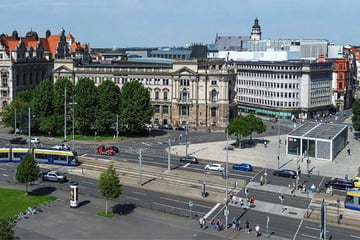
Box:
[250,18,261,40]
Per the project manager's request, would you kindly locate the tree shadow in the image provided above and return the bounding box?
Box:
[30,186,57,196]
[112,203,137,215]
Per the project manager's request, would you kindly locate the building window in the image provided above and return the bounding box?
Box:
[211,80,217,85]
[211,107,216,117]
[155,91,159,100]
[154,105,160,113]
[211,89,217,102]
[180,106,189,116]
[181,89,188,102]
[164,91,168,100]
[1,72,8,88]
[162,105,169,114]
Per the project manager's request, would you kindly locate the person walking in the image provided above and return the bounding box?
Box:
[235,219,240,231]
[245,219,250,234]
[232,217,236,230]
[347,146,351,155]
[255,224,260,237]
[260,175,264,186]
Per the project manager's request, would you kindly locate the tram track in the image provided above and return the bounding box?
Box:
[77,157,230,195]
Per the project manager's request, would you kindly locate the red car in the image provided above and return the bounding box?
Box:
[97,145,115,156]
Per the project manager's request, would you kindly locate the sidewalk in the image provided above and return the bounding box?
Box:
[171,128,359,179]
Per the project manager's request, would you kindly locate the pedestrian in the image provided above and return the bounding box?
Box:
[232,217,236,229]
[239,198,244,208]
[347,146,351,155]
[260,175,264,186]
[232,194,237,204]
[245,219,250,234]
[199,217,204,229]
[235,219,240,231]
[255,224,260,237]
[250,197,255,207]
[202,218,206,229]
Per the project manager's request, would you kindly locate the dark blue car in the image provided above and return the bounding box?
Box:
[232,163,253,171]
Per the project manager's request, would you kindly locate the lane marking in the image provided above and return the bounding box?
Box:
[159,197,211,209]
[204,203,221,220]
[2,174,8,177]
[292,219,303,240]
[132,191,147,196]
[300,234,320,239]
[350,235,360,239]
[183,163,190,168]
[304,226,319,231]
[126,196,140,201]
[152,202,204,216]
[0,168,6,170]
[81,181,95,185]
[141,142,151,146]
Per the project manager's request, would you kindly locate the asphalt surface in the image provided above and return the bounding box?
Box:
[1,113,360,239]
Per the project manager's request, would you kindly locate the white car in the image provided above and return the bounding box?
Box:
[51,144,70,150]
[27,137,41,144]
[205,163,224,171]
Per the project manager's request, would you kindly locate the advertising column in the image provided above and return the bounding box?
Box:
[70,181,79,208]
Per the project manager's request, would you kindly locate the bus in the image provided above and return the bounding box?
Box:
[0,147,79,166]
[344,188,360,211]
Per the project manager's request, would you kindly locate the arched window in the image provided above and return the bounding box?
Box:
[181,89,188,102]
[155,91,159,100]
[211,89,217,102]
[211,107,216,117]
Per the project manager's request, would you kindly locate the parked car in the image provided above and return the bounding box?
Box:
[205,163,224,171]
[159,124,173,130]
[108,146,119,153]
[42,170,67,183]
[15,128,28,135]
[9,137,27,145]
[27,137,41,144]
[224,145,235,151]
[179,156,198,164]
[96,145,115,156]
[175,125,186,131]
[273,169,297,178]
[232,163,253,172]
[324,178,354,190]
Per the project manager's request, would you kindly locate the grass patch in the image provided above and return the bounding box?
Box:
[97,212,114,218]
[60,134,126,142]
[0,188,56,220]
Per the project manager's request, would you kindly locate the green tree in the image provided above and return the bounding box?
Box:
[30,79,54,134]
[94,80,121,135]
[227,114,266,141]
[74,78,98,135]
[98,165,122,215]
[120,81,153,135]
[53,78,73,137]
[0,218,17,240]
[352,99,360,131]
[15,152,40,195]
[1,89,33,130]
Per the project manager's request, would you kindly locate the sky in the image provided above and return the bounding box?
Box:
[2,0,359,48]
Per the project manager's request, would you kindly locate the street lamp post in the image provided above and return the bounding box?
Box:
[28,107,31,148]
[225,129,229,229]
[64,86,67,142]
[277,113,281,169]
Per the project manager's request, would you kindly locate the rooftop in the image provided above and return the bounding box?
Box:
[288,122,348,140]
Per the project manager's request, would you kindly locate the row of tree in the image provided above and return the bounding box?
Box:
[1,78,153,137]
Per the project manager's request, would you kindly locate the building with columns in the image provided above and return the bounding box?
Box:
[53,58,236,129]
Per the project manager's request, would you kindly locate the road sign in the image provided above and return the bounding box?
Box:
[188,200,193,207]
[224,209,229,216]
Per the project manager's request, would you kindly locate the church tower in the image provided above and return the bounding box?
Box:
[250,18,261,40]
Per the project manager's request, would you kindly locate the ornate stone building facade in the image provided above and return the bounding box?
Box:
[53,58,236,129]
[0,28,90,113]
